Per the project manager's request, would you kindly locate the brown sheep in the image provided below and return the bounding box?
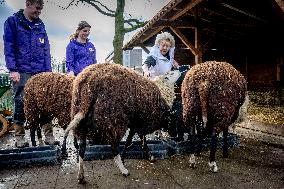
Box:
[181,61,248,172]
[65,63,171,184]
[24,72,75,155]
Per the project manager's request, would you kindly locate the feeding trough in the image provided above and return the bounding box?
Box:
[84,140,169,161]
[0,145,60,168]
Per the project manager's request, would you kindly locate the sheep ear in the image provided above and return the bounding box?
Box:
[164,70,180,84]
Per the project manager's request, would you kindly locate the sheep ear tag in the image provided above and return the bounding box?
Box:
[164,70,180,84]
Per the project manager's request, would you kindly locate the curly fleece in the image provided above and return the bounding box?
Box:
[182,61,247,133]
[24,72,74,129]
[71,63,170,144]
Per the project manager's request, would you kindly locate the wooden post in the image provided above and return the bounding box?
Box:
[276,56,283,105]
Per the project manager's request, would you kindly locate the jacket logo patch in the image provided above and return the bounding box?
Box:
[89,48,94,52]
[39,38,45,44]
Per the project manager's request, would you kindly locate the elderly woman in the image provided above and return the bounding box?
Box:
[66,21,97,76]
[142,32,179,79]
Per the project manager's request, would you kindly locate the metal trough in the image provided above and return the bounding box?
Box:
[84,140,169,160]
[0,145,60,168]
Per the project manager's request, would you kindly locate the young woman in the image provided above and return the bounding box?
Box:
[66,21,97,76]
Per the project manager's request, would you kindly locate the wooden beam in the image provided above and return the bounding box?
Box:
[221,3,267,23]
[203,8,243,23]
[173,7,183,11]
[170,0,205,21]
[139,44,150,54]
[139,26,165,44]
[277,56,283,81]
[275,0,284,13]
[169,20,196,28]
[169,26,199,56]
[272,0,284,20]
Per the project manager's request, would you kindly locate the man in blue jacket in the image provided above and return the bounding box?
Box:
[3,0,55,147]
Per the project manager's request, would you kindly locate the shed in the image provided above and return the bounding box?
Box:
[123,0,284,91]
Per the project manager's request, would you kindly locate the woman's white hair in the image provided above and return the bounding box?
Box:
[155,32,175,47]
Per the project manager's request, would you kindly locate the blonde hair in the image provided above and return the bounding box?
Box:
[69,21,91,41]
[69,31,79,41]
[155,32,175,47]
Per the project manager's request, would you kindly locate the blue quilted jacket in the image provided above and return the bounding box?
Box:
[3,10,51,74]
[66,39,97,76]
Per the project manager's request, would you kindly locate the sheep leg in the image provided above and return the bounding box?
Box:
[208,129,218,173]
[77,137,87,184]
[222,127,229,158]
[112,143,129,176]
[188,125,197,168]
[60,130,68,158]
[30,127,37,146]
[74,136,80,162]
[199,80,208,128]
[195,122,204,156]
[121,128,135,164]
[36,127,44,146]
[140,134,155,162]
[73,132,79,150]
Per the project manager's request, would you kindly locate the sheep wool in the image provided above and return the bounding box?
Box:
[152,76,176,108]
[24,72,75,130]
[71,63,170,143]
[182,61,247,133]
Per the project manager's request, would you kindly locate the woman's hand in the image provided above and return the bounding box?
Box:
[10,72,20,82]
[173,60,180,69]
[142,64,151,77]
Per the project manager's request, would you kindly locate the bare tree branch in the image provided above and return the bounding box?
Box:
[124,20,146,33]
[60,0,115,17]
[88,0,115,13]
[124,18,146,28]
[80,0,116,17]
[60,0,79,10]
[124,18,146,30]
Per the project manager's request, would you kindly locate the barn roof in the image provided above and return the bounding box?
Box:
[123,0,284,54]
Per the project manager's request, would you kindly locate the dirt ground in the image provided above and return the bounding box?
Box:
[0,129,283,189]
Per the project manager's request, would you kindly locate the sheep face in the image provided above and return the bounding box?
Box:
[153,70,181,85]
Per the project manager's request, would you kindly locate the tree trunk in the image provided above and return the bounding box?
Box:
[113,0,125,65]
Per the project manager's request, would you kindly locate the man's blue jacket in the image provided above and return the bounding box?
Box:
[3,10,51,74]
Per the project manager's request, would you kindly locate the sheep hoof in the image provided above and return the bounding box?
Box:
[189,162,197,168]
[208,161,218,173]
[122,172,130,177]
[189,154,196,168]
[78,178,86,184]
[149,155,156,163]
